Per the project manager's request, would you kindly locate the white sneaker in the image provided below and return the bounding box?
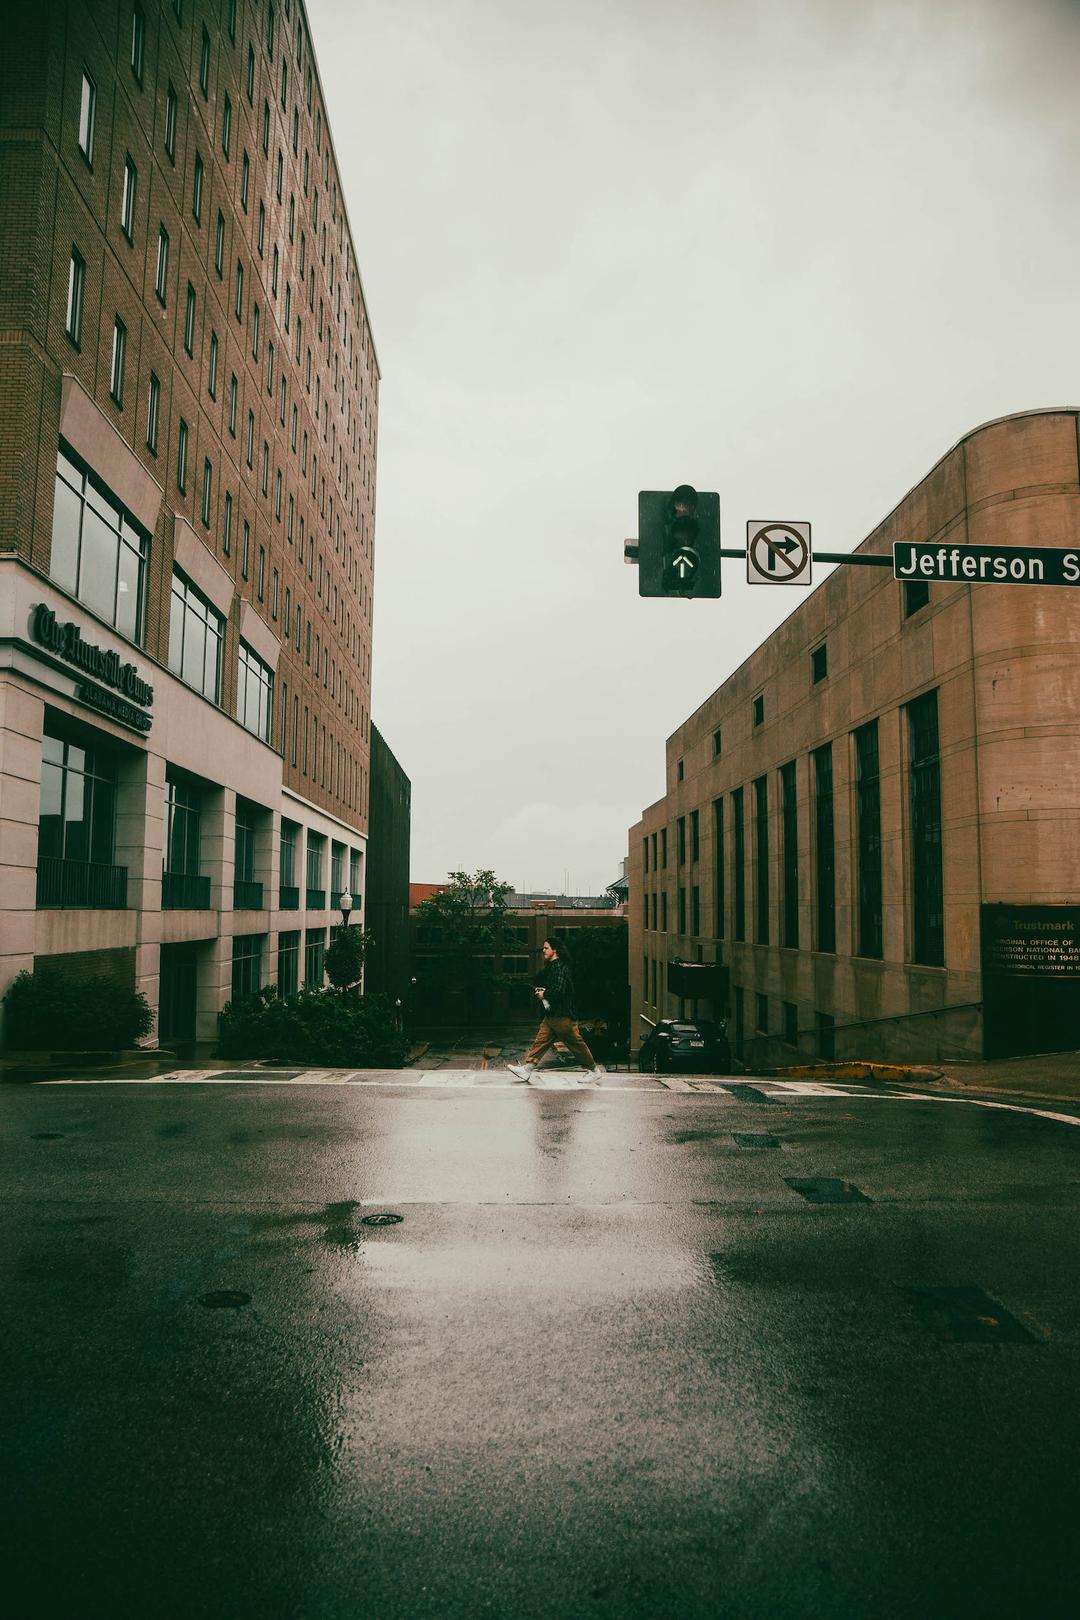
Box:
[581,1066,605,1083]
[507,1063,534,1081]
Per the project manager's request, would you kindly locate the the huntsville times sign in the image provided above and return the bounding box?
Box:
[893,541,1080,586]
[31,604,154,732]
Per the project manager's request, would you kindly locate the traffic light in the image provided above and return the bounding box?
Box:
[637,486,721,598]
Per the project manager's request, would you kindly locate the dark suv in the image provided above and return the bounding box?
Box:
[637,1019,731,1075]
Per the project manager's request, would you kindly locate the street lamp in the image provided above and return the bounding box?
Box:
[339,888,353,928]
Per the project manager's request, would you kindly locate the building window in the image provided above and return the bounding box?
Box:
[691,885,700,937]
[753,774,769,944]
[677,816,686,866]
[304,928,326,986]
[235,257,244,317]
[678,887,686,934]
[164,82,177,161]
[222,92,232,157]
[756,993,768,1033]
[258,200,266,255]
[155,224,169,302]
[732,786,745,941]
[38,732,118,895]
[246,43,255,103]
[183,282,195,354]
[176,417,188,492]
[811,643,827,683]
[120,156,137,240]
[271,567,279,619]
[752,693,764,727]
[192,150,204,222]
[257,544,265,600]
[642,836,649,875]
[78,70,96,163]
[227,0,236,41]
[661,892,668,933]
[232,935,264,999]
[904,579,930,617]
[223,490,232,555]
[215,210,225,275]
[677,758,684,782]
[246,410,254,468]
[713,728,722,757]
[108,317,126,406]
[131,6,145,81]
[238,641,274,741]
[713,797,725,939]
[164,776,202,889]
[260,441,268,495]
[241,519,250,578]
[199,25,210,96]
[241,150,250,210]
[812,742,835,953]
[262,99,270,156]
[50,449,147,642]
[146,371,159,453]
[169,570,223,701]
[278,930,300,996]
[854,720,883,959]
[780,759,798,949]
[208,329,218,397]
[661,827,668,868]
[228,374,237,436]
[908,690,944,966]
[251,301,260,358]
[65,248,85,345]
[201,458,212,526]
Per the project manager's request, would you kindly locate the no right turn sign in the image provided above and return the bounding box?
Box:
[747,522,812,586]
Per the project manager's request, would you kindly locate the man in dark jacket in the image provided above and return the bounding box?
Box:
[508,938,603,1083]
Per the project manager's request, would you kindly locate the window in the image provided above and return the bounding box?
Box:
[241,519,250,578]
[854,721,883,959]
[258,200,265,255]
[262,99,270,156]
[304,928,325,986]
[232,935,264,999]
[246,44,255,103]
[752,693,764,727]
[228,374,237,436]
[50,449,147,641]
[65,248,85,345]
[306,833,324,894]
[214,210,225,275]
[183,282,195,354]
[38,732,118,890]
[192,151,204,222]
[257,543,265,599]
[908,690,944,966]
[713,798,725,939]
[276,150,283,202]
[691,885,700,937]
[222,92,232,157]
[241,150,250,210]
[176,418,188,492]
[780,760,798,949]
[677,758,684,782]
[756,993,768,1033]
[146,371,159,453]
[121,156,137,240]
[227,0,236,41]
[245,411,254,468]
[164,82,177,161]
[661,827,668,868]
[199,26,210,96]
[677,816,686,866]
[678,887,686,934]
[201,458,212,526]
[251,301,260,358]
[164,776,202,884]
[223,490,232,554]
[811,643,827,683]
[690,808,699,862]
[109,318,126,405]
[237,642,274,740]
[904,579,930,617]
[78,71,96,163]
[278,930,300,996]
[235,258,244,318]
[812,743,835,952]
[207,330,218,397]
[661,892,668,932]
[732,786,745,941]
[168,569,223,702]
[754,775,769,944]
[155,224,169,301]
[271,567,279,618]
[131,6,145,81]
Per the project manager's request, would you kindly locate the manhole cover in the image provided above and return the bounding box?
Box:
[197,1290,252,1309]
[361,1212,403,1227]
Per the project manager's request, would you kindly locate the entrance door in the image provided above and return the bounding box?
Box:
[159,945,198,1046]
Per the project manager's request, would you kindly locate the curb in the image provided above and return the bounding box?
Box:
[754,1061,945,1085]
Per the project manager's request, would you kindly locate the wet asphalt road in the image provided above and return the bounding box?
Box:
[4,1075,1080,1620]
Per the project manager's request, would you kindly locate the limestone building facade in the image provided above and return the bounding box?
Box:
[629,411,1080,1065]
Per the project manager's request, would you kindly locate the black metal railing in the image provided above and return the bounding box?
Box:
[36,856,128,909]
[233,879,264,909]
[306,887,326,910]
[162,870,211,909]
[279,885,300,910]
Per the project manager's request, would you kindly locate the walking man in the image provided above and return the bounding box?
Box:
[508,938,604,1083]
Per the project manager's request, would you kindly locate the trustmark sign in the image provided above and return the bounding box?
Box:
[893,542,1080,586]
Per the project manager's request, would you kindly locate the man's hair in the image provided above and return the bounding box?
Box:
[544,936,570,963]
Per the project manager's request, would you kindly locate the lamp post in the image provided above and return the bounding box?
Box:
[339,888,353,929]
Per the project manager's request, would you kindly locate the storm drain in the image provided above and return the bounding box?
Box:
[733,1133,779,1150]
[361,1212,404,1227]
[900,1285,1040,1344]
[784,1176,871,1204]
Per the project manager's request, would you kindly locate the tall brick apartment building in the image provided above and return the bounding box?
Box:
[630,411,1080,1065]
[0,0,381,1044]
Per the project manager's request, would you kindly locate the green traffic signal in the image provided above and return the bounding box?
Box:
[638,486,721,598]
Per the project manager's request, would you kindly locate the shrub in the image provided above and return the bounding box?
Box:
[217,985,408,1067]
[3,970,154,1051]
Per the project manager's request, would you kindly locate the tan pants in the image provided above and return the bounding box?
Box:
[523,1016,596,1069]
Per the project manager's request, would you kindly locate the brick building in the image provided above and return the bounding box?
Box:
[363,724,410,1003]
[0,0,381,1045]
[629,410,1080,1066]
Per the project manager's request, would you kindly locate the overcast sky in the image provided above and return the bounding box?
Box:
[311,0,1080,894]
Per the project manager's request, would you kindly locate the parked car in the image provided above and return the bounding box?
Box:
[637,1018,731,1075]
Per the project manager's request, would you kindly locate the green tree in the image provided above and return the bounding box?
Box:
[564,925,629,1052]
[325,925,372,993]
[415,869,513,1024]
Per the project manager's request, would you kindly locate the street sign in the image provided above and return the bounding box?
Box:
[893,541,1080,586]
[747,521,812,586]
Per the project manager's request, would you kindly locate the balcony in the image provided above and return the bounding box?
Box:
[279,885,300,911]
[233,879,264,909]
[36,856,128,909]
[162,871,212,910]
[306,887,326,910]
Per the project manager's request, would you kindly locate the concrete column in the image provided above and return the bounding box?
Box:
[0,679,46,1037]
[119,747,162,1045]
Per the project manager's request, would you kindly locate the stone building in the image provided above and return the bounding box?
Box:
[629,410,1080,1065]
[0,1,380,1045]
[363,724,410,1003]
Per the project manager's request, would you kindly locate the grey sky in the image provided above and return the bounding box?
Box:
[311,0,1080,893]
